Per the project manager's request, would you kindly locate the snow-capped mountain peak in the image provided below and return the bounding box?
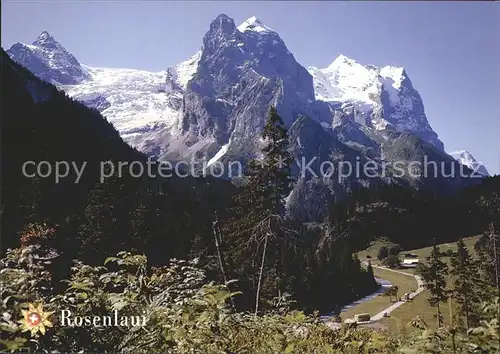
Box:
[169,13,315,162]
[7,29,203,150]
[33,31,58,47]
[325,54,359,71]
[7,30,89,85]
[237,16,274,33]
[449,150,490,176]
[310,55,379,104]
[207,13,239,39]
[308,56,444,150]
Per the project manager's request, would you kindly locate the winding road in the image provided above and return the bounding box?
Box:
[368,265,424,321]
[324,265,425,328]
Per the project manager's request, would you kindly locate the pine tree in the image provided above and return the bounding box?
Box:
[240,105,293,215]
[475,222,500,342]
[367,260,375,280]
[450,238,480,330]
[225,105,295,314]
[486,223,500,295]
[475,190,500,294]
[420,245,449,328]
[475,223,500,296]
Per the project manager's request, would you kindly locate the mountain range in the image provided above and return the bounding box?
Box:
[5,14,488,220]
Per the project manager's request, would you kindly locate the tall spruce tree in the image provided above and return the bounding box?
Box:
[475,222,500,337]
[486,223,499,294]
[233,106,293,219]
[475,190,500,294]
[450,239,480,330]
[420,245,449,328]
[226,105,295,314]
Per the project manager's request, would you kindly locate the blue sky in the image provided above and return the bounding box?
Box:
[3,1,499,174]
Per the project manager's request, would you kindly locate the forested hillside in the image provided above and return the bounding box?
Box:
[322,176,500,252]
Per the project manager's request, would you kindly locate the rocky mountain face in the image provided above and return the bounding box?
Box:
[7,31,90,85]
[449,150,490,177]
[159,14,319,164]
[6,14,484,221]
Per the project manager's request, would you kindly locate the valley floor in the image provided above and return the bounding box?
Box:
[336,266,421,329]
[340,266,418,321]
[330,235,481,333]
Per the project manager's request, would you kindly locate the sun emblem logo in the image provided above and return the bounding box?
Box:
[18,303,54,336]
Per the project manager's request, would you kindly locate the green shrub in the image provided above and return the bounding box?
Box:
[1,246,498,353]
